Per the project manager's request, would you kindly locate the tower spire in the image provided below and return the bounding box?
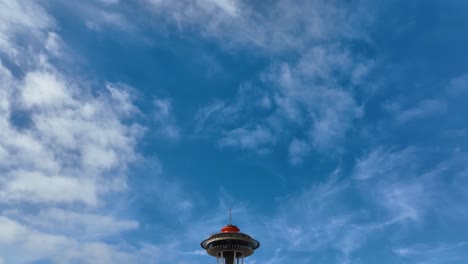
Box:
[229,208,232,225]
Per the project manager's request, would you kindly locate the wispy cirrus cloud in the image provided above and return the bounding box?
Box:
[393,242,468,263]
[194,45,370,163]
[288,139,310,166]
[153,97,181,140]
[219,125,275,153]
[127,1,375,163]
[56,0,135,33]
[352,147,416,181]
[265,170,373,264]
[446,73,468,96]
[383,72,468,131]
[144,0,372,52]
[262,146,468,263]
[385,98,447,124]
[352,147,436,224]
[61,0,376,165]
[266,45,367,153]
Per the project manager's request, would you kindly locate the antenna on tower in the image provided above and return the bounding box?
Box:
[229,208,232,225]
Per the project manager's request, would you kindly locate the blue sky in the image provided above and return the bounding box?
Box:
[1,0,468,263]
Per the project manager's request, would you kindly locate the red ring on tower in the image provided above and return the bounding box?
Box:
[221,225,240,233]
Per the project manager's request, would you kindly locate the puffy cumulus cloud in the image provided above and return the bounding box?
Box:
[0,0,54,66]
[0,1,156,263]
[21,71,72,108]
[0,67,142,205]
[1,170,98,205]
[0,69,149,259]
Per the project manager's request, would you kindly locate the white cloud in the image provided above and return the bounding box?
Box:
[21,71,73,108]
[446,74,468,95]
[0,0,54,64]
[194,100,226,133]
[393,242,468,263]
[0,216,158,264]
[390,99,447,124]
[0,70,159,264]
[308,88,363,150]
[7,208,138,238]
[220,125,275,152]
[268,171,370,257]
[136,1,373,160]
[353,147,415,180]
[144,0,371,52]
[265,148,468,261]
[0,1,160,263]
[153,97,180,140]
[195,45,367,158]
[0,170,98,205]
[106,82,140,116]
[97,0,120,5]
[0,0,52,31]
[288,138,310,165]
[380,180,426,222]
[352,148,428,223]
[206,0,239,17]
[84,10,133,32]
[45,32,65,56]
[385,74,468,127]
[54,0,373,162]
[0,68,141,205]
[351,147,464,226]
[57,1,134,33]
[268,47,366,145]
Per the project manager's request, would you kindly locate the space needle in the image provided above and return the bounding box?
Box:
[201,210,260,264]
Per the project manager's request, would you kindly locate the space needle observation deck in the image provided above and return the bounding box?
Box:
[200,211,260,264]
